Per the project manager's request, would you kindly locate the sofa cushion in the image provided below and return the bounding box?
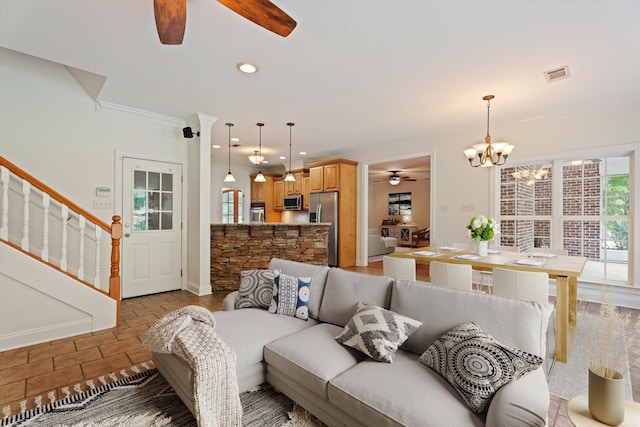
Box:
[419,321,543,413]
[328,350,485,427]
[268,258,330,320]
[390,279,548,357]
[268,272,312,320]
[319,269,393,327]
[335,302,422,363]
[212,309,318,371]
[235,269,275,309]
[264,323,365,399]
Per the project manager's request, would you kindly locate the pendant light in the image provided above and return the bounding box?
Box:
[254,123,266,183]
[284,122,296,182]
[223,122,236,182]
[463,95,514,168]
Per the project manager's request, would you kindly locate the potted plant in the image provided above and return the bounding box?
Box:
[466,215,495,256]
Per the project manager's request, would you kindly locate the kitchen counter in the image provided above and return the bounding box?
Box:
[210,222,330,291]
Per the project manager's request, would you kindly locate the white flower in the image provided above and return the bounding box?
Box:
[473,218,483,229]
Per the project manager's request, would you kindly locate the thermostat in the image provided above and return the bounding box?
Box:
[95,187,111,198]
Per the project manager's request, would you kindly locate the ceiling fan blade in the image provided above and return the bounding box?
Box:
[154,0,186,45]
[217,0,297,37]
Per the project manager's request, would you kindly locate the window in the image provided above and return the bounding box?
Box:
[222,188,243,224]
[133,170,173,231]
[498,155,631,285]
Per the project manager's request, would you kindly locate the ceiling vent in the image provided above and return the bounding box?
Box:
[544,65,570,83]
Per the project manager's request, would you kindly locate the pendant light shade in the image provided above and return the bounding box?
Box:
[284,122,296,182]
[224,122,236,182]
[463,95,514,168]
[254,123,267,183]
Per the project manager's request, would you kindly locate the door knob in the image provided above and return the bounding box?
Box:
[124,233,131,238]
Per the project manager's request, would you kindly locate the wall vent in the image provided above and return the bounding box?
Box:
[544,65,570,82]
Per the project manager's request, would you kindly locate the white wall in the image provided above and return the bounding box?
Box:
[0,48,189,225]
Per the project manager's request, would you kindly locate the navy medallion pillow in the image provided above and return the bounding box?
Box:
[419,322,543,413]
[335,302,422,363]
[235,269,276,309]
[268,272,312,320]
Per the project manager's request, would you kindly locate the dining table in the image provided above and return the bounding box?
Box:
[389,246,587,363]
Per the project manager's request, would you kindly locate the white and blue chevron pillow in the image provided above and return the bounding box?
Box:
[268,272,312,320]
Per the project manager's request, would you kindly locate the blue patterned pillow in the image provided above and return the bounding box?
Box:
[268,272,312,320]
[419,322,543,413]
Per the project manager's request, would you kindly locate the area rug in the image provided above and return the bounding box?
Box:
[547,312,632,400]
[1,368,323,427]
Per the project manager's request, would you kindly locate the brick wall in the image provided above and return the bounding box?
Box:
[210,223,329,291]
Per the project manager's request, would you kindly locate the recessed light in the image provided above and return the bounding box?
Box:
[299,151,307,155]
[237,62,258,74]
[279,156,286,160]
[212,145,221,148]
[231,137,240,142]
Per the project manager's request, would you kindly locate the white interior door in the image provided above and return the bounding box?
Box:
[122,158,182,298]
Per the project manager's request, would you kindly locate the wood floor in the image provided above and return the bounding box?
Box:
[1,263,638,426]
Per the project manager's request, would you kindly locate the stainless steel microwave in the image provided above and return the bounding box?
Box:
[283,195,302,210]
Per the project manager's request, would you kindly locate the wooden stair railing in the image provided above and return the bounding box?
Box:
[0,156,121,322]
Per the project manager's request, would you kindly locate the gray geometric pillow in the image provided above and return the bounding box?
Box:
[419,322,543,413]
[335,302,422,363]
[234,269,276,309]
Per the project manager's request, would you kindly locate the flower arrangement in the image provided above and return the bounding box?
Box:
[466,215,496,243]
[587,287,640,379]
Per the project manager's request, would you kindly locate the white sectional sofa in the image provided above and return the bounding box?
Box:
[368,227,396,257]
[152,258,550,426]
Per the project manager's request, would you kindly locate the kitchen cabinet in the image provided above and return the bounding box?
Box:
[303,176,310,210]
[250,174,281,222]
[273,180,284,211]
[285,171,305,196]
[380,225,418,246]
[307,158,358,268]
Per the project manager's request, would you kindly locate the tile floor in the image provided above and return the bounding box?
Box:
[1,264,638,426]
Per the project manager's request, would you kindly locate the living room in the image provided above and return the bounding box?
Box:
[1,1,639,424]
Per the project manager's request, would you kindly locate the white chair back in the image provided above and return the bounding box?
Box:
[492,268,553,316]
[429,261,473,291]
[382,256,416,281]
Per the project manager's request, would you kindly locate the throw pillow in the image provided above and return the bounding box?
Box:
[335,302,422,363]
[268,272,312,320]
[235,269,276,309]
[419,322,543,413]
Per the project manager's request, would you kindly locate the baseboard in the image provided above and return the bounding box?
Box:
[185,280,212,296]
[0,318,92,352]
[549,281,640,310]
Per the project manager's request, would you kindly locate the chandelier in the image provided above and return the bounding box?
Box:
[463,95,514,167]
[248,150,264,165]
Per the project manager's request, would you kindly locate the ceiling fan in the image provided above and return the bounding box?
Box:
[374,171,417,186]
[154,0,297,45]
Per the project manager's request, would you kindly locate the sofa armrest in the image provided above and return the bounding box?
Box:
[222,291,239,311]
[485,367,549,427]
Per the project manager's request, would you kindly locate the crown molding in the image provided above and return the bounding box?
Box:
[97,101,185,126]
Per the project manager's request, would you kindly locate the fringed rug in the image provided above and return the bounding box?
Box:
[1,368,323,427]
[547,312,632,400]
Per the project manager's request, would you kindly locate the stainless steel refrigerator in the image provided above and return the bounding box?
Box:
[309,192,338,267]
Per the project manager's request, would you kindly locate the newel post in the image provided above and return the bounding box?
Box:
[110,215,122,323]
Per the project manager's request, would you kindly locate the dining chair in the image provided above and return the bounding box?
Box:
[491,268,554,317]
[429,261,473,291]
[477,245,520,291]
[382,256,416,281]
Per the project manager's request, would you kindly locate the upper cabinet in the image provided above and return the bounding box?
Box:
[308,159,358,193]
[273,180,284,211]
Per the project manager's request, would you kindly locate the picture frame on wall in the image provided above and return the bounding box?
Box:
[389,192,411,215]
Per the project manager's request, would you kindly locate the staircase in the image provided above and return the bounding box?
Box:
[0,157,121,351]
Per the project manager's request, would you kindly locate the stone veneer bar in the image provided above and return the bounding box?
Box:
[210,223,330,291]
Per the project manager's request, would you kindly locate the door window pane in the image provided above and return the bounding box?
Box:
[132,170,174,232]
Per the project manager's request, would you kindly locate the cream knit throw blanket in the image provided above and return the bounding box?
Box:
[143,306,242,427]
